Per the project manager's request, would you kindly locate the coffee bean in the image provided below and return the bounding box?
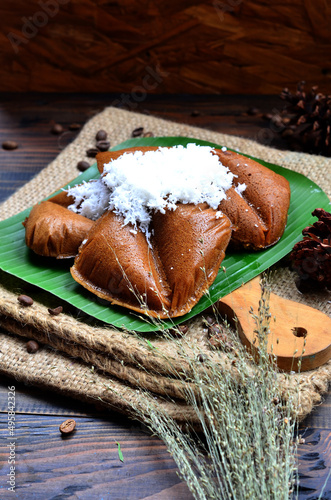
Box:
[131,127,144,137]
[247,107,260,116]
[17,294,33,306]
[96,140,110,152]
[59,419,76,435]
[86,148,99,158]
[48,306,63,316]
[95,129,107,141]
[190,110,200,117]
[143,131,154,137]
[69,123,81,131]
[208,324,222,336]
[76,160,90,172]
[2,140,18,150]
[51,123,64,135]
[169,324,188,336]
[26,340,39,353]
[197,353,205,362]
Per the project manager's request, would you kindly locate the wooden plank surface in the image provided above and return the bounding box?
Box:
[0,380,192,500]
[0,94,330,499]
[0,93,286,203]
[1,1,330,93]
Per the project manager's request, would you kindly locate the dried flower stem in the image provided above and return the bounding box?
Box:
[106,275,300,499]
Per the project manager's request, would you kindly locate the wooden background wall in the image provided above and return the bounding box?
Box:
[2,0,330,94]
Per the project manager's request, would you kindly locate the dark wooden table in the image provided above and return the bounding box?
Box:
[0,94,330,499]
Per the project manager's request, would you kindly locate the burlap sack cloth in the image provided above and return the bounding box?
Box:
[0,107,330,426]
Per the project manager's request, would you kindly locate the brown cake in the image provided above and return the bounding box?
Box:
[23,201,94,259]
[96,147,291,250]
[214,149,291,249]
[70,203,232,318]
[23,145,291,319]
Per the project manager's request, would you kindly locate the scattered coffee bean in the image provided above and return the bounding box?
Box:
[86,147,99,158]
[95,129,107,141]
[76,160,90,172]
[247,107,260,116]
[59,418,76,435]
[190,110,200,117]
[69,123,81,131]
[17,294,33,306]
[26,340,39,353]
[96,140,110,152]
[48,306,63,316]
[205,316,215,325]
[51,123,64,135]
[208,322,234,351]
[143,131,154,137]
[281,128,294,139]
[131,127,144,137]
[208,323,222,336]
[197,353,205,362]
[169,324,188,336]
[2,140,18,150]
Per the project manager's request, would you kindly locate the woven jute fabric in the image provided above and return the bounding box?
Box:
[0,106,330,424]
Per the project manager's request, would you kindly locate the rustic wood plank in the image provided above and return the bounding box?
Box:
[0,93,330,499]
[297,429,331,499]
[0,93,286,203]
[0,375,102,417]
[1,1,330,93]
[300,388,331,431]
[0,412,194,500]
[1,376,330,499]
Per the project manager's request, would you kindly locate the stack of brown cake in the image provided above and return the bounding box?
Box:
[23,146,291,319]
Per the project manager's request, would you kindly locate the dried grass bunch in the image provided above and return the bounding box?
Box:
[115,276,300,499]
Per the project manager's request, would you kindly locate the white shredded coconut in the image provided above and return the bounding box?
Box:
[67,179,110,220]
[67,144,242,239]
[234,182,247,197]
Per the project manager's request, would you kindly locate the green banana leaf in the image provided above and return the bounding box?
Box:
[0,137,329,332]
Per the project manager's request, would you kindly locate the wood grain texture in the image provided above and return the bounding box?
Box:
[297,429,331,499]
[0,376,330,499]
[0,93,287,204]
[0,415,193,499]
[217,275,331,372]
[0,94,330,499]
[2,0,330,93]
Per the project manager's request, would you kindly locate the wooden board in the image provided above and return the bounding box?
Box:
[217,276,331,372]
[0,93,330,499]
[0,375,330,499]
[1,0,330,93]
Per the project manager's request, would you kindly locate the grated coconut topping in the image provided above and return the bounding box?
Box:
[67,144,244,240]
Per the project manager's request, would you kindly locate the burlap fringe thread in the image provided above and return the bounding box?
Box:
[0,106,330,425]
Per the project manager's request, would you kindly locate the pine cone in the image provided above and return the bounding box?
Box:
[267,82,331,156]
[290,208,331,290]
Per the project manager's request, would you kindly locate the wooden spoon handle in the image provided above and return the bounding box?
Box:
[216,276,331,372]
